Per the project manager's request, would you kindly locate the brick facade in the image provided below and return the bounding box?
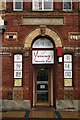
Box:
[0,1,80,110]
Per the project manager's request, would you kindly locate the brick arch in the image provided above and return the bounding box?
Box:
[24,28,62,48]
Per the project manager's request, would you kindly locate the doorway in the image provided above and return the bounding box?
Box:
[32,37,55,107]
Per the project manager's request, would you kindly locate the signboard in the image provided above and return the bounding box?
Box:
[14,54,22,62]
[64,63,72,70]
[14,79,22,86]
[14,54,22,79]
[64,79,72,86]
[32,50,54,64]
[14,63,22,70]
[22,18,64,25]
[64,54,72,62]
[64,71,72,78]
[14,71,22,78]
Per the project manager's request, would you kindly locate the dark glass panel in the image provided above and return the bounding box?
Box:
[37,70,48,81]
[15,2,22,9]
[64,2,71,9]
[37,92,48,102]
[37,70,48,102]
[44,0,52,9]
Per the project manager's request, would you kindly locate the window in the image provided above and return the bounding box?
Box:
[32,0,53,11]
[13,0,23,11]
[63,0,72,11]
[14,54,22,86]
[0,0,6,10]
[64,54,73,86]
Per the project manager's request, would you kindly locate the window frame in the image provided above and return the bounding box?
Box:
[63,0,72,11]
[63,54,73,87]
[32,0,53,11]
[14,54,23,87]
[13,0,23,11]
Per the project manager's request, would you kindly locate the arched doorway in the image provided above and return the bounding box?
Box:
[32,37,55,107]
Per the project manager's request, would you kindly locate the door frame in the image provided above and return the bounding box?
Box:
[32,65,54,107]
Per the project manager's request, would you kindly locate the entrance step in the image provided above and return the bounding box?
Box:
[29,107,56,118]
[31,106,55,111]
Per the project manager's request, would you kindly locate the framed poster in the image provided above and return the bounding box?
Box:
[14,79,22,86]
[64,79,72,86]
[64,71,72,78]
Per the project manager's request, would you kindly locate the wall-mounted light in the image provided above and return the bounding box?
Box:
[58,56,62,63]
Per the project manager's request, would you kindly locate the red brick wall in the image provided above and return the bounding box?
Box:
[2,2,79,100]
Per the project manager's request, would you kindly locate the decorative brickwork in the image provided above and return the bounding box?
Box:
[24,28,62,48]
[13,90,23,100]
[64,90,73,99]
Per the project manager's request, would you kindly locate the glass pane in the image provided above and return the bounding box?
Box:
[15,2,22,9]
[44,0,52,9]
[37,92,48,102]
[33,0,42,10]
[32,38,53,48]
[37,70,48,102]
[65,2,71,9]
[64,0,71,10]
[37,70,48,81]
[39,1,42,10]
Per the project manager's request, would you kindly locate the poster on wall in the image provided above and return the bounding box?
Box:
[14,71,22,78]
[64,71,72,78]
[14,79,22,86]
[64,79,72,86]
[32,50,54,64]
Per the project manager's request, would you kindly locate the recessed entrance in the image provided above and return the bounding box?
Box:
[35,68,50,106]
[32,37,55,107]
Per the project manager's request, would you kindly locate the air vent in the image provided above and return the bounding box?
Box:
[9,35,13,38]
[4,32,18,40]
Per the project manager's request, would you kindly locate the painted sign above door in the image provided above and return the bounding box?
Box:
[32,50,54,64]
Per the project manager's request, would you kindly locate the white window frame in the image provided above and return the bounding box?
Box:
[63,0,72,11]
[13,0,23,11]
[32,0,53,11]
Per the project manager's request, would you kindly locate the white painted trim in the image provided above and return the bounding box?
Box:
[63,0,72,11]
[51,68,53,106]
[33,69,35,106]
[32,0,53,11]
[13,0,23,11]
